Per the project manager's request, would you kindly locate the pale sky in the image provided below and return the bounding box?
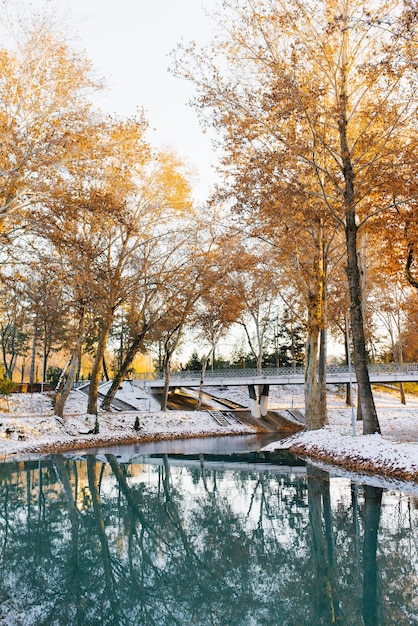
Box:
[41,0,220,201]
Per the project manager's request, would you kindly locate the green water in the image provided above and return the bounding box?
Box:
[0,451,416,625]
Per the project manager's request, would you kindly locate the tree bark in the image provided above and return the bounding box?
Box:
[345,212,380,433]
[399,382,406,405]
[54,306,85,418]
[87,310,114,415]
[101,329,148,411]
[304,323,320,429]
[318,326,327,421]
[29,319,39,384]
[102,356,109,382]
[197,354,210,411]
[304,284,327,429]
[338,22,380,435]
[160,325,183,412]
[301,219,328,430]
[160,354,172,412]
[344,326,352,407]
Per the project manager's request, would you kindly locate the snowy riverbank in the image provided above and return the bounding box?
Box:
[0,381,417,485]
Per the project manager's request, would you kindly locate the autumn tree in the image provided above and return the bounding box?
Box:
[0,280,29,379]
[20,261,70,385]
[189,237,246,409]
[156,225,224,412]
[397,294,418,362]
[213,176,341,427]
[176,8,344,429]
[0,4,101,226]
[273,301,306,369]
[229,248,281,375]
[98,154,195,412]
[33,114,162,416]
[176,0,418,434]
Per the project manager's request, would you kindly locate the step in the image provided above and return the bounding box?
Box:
[208,410,232,426]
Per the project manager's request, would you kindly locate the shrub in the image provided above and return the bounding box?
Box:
[0,379,16,396]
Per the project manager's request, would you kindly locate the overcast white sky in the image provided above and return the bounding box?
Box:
[40,0,220,201]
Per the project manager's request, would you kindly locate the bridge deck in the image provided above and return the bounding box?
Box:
[131,365,418,389]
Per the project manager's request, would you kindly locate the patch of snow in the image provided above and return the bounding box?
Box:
[0,381,417,485]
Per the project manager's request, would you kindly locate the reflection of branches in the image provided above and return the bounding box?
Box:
[106,454,169,545]
[307,465,343,624]
[199,453,217,494]
[161,454,241,622]
[246,477,262,517]
[52,455,79,528]
[52,454,84,625]
[106,453,187,626]
[87,455,125,625]
[36,464,45,526]
[3,456,418,624]
[1,484,10,560]
[162,455,199,559]
[363,486,383,626]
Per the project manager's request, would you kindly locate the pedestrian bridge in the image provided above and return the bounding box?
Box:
[130,364,418,419]
[132,363,418,389]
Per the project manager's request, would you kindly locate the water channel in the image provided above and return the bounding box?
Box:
[0,435,417,625]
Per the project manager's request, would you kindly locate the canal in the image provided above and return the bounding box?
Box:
[0,436,416,625]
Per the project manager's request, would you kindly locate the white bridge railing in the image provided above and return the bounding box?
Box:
[132,363,418,383]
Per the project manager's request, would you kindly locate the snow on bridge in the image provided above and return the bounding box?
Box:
[131,363,418,418]
[132,363,418,389]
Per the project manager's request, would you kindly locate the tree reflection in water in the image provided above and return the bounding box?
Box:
[0,454,416,625]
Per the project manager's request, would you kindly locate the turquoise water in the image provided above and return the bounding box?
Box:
[0,449,416,625]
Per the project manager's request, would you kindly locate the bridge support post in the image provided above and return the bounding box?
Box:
[248,384,261,418]
[259,384,269,417]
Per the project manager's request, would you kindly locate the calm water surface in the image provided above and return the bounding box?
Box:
[0,437,417,625]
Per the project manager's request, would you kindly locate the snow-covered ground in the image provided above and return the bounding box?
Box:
[0,381,417,485]
[0,382,256,458]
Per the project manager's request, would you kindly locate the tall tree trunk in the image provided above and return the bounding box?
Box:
[318,326,327,421]
[87,310,114,415]
[160,325,182,412]
[398,341,406,405]
[54,358,72,396]
[344,324,352,406]
[197,354,210,411]
[346,213,380,434]
[54,356,79,418]
[318,251,327,420]
[304,322,320,429]
[101,329,148,411]
[305,287,327,429]
[399,382,406,405]
[302,221,327,430]
[1,326,14,380]
[54,306,85,418]
[338,23,380,435]
[29,319,39,384]
[357,386,363,421]
[256,351,263,375]
[102,356,109,382]
[160,353,172,412]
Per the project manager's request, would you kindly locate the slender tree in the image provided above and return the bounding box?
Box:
[176,0,418,433]
[0,5,101,225]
